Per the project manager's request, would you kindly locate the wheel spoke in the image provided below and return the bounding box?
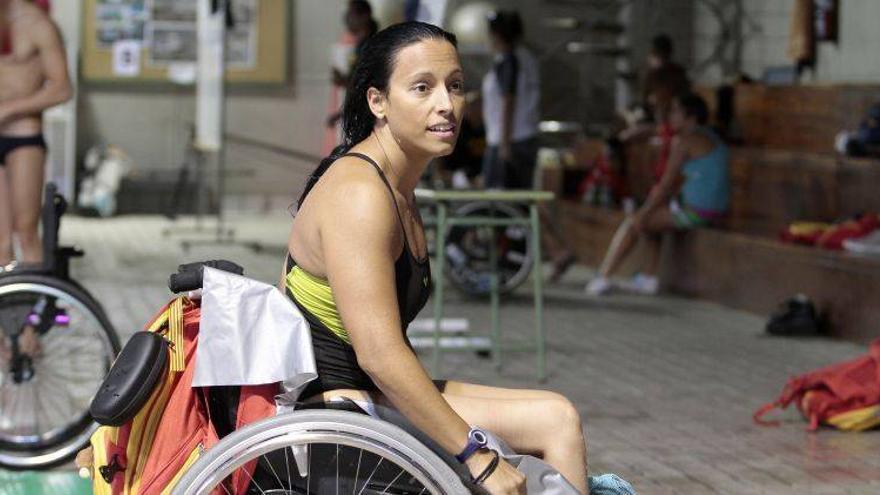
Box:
[240,459,267,494]
[263,449,286,490]
[379,468,405,494]
[284,444,292,490]
[352,449,363,495]
[305,443,311,495]
[356,457,383,495]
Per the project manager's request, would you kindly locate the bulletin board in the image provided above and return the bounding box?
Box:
[82,0,289,84]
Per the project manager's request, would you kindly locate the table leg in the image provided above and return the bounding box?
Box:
[489,209,501,371]
[530,204,546,382]
[432,202,447,376]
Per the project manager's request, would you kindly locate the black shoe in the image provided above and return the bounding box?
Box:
[766,294,821,336]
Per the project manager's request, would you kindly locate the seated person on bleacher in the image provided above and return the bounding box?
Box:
[614,34,691,184]
[587,92,729,297]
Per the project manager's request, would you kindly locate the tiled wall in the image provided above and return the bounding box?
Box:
[692,0,880,84]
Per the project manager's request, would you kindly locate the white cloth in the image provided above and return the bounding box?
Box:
[481,46,541,146]
[193,267,317,405]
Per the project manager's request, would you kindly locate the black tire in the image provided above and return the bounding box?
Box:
[0,273,120,469]
[444,201,534,297]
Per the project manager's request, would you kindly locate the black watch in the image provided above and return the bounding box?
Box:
[455,427,489,463]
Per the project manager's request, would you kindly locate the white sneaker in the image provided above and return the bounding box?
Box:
[585,276,612,296]
[627,273,659,295]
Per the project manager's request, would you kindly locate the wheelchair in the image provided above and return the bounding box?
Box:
[441,201,534,297]
[157,264,482,495]
[0,184,120,469]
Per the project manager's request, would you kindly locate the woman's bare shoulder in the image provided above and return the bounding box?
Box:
[290,159,398,273]
[306,158,397,241]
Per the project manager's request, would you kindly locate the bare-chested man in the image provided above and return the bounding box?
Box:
[0,0,70,359]
[0,0,71,270]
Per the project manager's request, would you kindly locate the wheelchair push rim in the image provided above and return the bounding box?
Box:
[172,410,471,495]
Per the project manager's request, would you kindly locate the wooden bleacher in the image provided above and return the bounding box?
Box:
[553,84,880,342]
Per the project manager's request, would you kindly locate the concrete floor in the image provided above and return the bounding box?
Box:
[2,213,879,494]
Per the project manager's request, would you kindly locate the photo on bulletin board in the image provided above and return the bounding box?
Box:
[82,0,287,84]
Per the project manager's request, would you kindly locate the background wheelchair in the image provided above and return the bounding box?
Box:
[0,184,120,469]
[441,201,534,297]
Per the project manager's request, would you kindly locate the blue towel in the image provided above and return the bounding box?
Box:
[589,474,637,495]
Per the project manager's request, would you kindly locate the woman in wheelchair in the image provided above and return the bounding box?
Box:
[283,22,587,494]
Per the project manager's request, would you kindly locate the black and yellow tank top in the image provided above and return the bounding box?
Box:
[286,153,432,398]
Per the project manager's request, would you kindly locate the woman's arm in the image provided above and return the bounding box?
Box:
[319,174,522,492]
[321,178,472,450]
[637,136,688,218]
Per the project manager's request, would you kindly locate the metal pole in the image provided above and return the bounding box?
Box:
[489,204,501,371]
[431,202,447,376]
[215,0,228,241]
[530,203,546,382]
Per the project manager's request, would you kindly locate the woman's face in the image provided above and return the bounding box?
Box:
[381,38,465,159]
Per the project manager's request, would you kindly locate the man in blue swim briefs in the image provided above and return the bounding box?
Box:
[0,0,71,359]
[0,0,71,271]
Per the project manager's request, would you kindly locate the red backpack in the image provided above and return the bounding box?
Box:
[754,339,880,431]
[90,297,278,494]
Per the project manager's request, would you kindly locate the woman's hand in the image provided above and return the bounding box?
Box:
[466,450,526,494]
[75,446,93,479]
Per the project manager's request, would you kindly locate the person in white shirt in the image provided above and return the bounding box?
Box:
[481,10,540,188]
[481,11,576,281]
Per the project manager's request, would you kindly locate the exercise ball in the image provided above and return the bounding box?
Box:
[449,1,497,46]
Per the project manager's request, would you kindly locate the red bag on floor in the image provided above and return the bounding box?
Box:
[754,339,880,431]
[815,213,879,250]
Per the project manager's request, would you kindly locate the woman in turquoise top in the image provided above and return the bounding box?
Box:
[587,92,729,296]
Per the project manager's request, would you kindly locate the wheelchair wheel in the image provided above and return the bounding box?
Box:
[172,410,472,495]
[0,274,120,469]
[445,201,534,296]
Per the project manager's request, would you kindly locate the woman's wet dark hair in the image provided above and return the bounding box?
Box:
[676,92,709,125]
[297,22,458,209]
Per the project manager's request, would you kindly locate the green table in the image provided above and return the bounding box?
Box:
[415,189,555,381]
